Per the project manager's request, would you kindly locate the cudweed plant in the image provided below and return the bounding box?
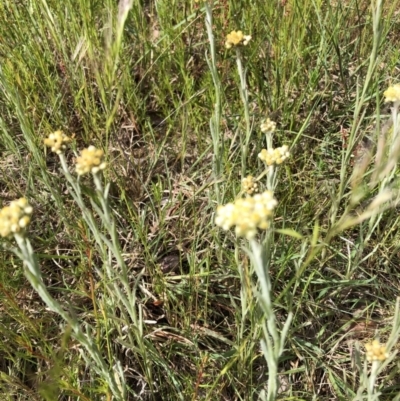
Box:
[203,1,253,200]
[0,196,126,400]
[216,107,400,401]
[323,0,400,268]
[214,15,400,400]
[207,1,398,399]
[362,84,400,241]
[225,29,252,178]
[345,85,400,400]
[0,130,153,400]
[216,118,292,401]
[352,298,400,401]
[44,132,152,397]
[325,81,400,277]
[258,119,290,191]
[204,5,293,396]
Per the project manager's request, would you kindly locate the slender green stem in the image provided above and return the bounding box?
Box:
[14,233,124,400]
[205,1,223,203]
[249,239,292,401]
[235,47,251,178]
[367,361,379,398]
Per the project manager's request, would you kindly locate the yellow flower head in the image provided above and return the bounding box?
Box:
[258,148,275,166]
[260,118,276,134]
[44,130,71,154]
[258,146,290,166]
[242,175,258,195]
[365,340,388,362]
[274,145,290,164]
[0,198,33,238]
[225,30,252,49]
[384,84,400,103]
[215,191,277,239]
[76,146,107,176]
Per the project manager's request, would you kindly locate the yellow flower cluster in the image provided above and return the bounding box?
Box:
[225,30,252,49]
[384,84,400,103]
[365,340,388,362]
[0,198,33,238]
[258,145,290,166]
[44,130,71,154]
[215,191,277,239]
[242,175,258,195]
[260,118,276,134]
[76,146,107,176]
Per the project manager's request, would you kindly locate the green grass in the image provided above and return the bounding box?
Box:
[1,0,400,400]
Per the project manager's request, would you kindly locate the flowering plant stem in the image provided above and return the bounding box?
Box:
[248,239,292,401]
[204,1,223,203]
[13,233,124,400]
[59,152,150,394]
[353,298,400,401]
[367,361,380,397]
[58,152,145,347]
[264,132,275,191]
[235,47,252,178]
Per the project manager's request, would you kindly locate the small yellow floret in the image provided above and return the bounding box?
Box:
[0,198,33,238]
[365,340,388,362]
[384,84,400,103]
[258,145,290,166]
[76,146,107,176]
[225,30,251,49]
[260,118,276,134]
[275,145,290,164]
[242,175,258,195]
[44,130,71,154]
[258,149,275,166]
